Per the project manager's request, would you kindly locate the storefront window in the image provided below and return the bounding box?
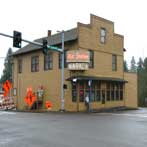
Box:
[120,83,123,100]
[111,84,115,101]
[72,82,77,102]
[90,91,95,102]
[79,82,84,102]
[96,90,101,101]
[95,82,101,101]
[120,90,123,100]
[106,82,124,101]
[106,83,111,101]
[115,84,119,100]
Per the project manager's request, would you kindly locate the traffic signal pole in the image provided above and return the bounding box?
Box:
[0,31,65,111]
[0,32,63,52]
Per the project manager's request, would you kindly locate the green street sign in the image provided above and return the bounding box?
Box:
[48,45,62,52]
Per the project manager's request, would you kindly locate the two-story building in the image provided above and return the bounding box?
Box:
[12,14,138,112]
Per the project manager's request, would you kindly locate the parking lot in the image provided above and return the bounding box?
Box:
[0,108,147,147]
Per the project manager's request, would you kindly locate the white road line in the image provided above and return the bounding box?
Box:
[0,111,16,115]
[104,113,147,118]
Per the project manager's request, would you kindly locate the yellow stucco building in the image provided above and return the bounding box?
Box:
[12,14,138,112]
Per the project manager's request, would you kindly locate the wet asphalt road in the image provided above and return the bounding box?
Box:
[0,108,147,147]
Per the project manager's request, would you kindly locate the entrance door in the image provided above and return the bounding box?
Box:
[101,90,106,105]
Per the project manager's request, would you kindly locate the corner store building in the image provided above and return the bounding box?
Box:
[12,14,138,111]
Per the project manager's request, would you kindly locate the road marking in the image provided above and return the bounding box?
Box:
[102,113,147,118]
[0,111,16,115]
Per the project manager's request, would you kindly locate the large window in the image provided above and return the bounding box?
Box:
[31,56,39,72]
[100,28,106,43]
[71,81,124,103]
[95,82,101,101]
[106,83,111,101]
[112,54,117,71]
[120,83,123,100]
[111,84,115,101]
[89,50,94,68]
[44,52,53,70]
[106,82,124,101]
[72,82,77,102]
[115,84,119,101]
[18,59,22,73]
[79,82,84,102]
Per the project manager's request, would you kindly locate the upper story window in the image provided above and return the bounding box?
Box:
[59,51,67,69]
[31,56,39,72]
[44,52,53,70]
[18,59,22,73]
[89,50,94,68]
[100,28,106,44]
[112,54,117,71]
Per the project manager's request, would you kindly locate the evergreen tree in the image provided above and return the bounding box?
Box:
[130,56,137,72]
[124,60,129,72]
[138,57,147,107]
[137,57,144,72]
[0,48,13,84]
[143,57,147,72]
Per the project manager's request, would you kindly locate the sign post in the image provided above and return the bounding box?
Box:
[88,79,92,112]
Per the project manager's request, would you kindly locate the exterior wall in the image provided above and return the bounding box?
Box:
[78,14,124,79]
[13,41,78,111]
[83,52,123,78]
[124,72,138,108]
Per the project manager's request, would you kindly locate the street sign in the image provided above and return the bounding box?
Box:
[24,88,36,107]
[48,45,62,52]
[88,80,92,86]
[3,80,12,97]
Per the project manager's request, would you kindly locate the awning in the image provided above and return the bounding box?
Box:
[66,75,127,83]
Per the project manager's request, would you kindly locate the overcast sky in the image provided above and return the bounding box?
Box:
[0,0,147,76]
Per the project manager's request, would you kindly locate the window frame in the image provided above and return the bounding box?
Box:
[100,28,106,44]
[72,82,77,102]
[89,50,94,68]
[18,59,22,74]
[112,54,117,71]
[44,52,53,70]
[31,56,39,72]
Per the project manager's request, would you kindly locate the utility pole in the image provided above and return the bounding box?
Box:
[61,30,65,111]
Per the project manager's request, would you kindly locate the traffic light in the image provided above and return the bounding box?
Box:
[13,31,22,48]
[42,39,48,55]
